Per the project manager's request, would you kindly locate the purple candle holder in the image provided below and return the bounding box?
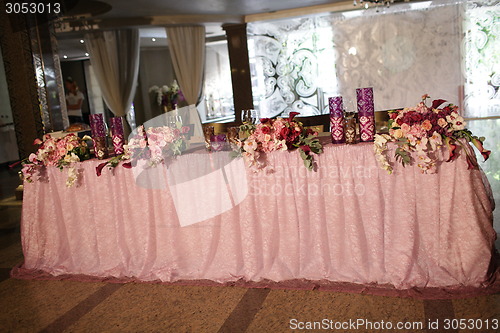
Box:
[89,114,107,159]
[89,114,106,137]
[110,117,125,155]
[329,96,345,144]
[356,87,375,142]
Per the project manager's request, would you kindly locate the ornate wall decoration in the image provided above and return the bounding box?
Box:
[248,17,337,118]
[463,0,500,118]
[248,1,465,117]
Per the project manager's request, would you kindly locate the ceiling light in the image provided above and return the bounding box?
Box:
[151,38,156,42]
[85,52,89,57]
[80,39,85,43]
[63,55,68,59]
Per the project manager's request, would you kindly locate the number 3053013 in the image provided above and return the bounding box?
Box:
[5,2,61,14]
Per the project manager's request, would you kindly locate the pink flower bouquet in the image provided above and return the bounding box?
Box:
[236,112,323,171]
[22,134,91,187]
[96,124,190,176]
[374,95,491,174]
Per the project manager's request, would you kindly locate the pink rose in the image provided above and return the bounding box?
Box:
[437,118,447,128]
[421,119,432,131]
[400,123,411,133]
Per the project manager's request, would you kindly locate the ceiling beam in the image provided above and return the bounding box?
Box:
[151,14,244,25]
[244,1,361,22]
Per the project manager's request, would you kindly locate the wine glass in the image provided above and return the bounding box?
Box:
[250,109,260,124]
[166,115,176,128]
[241,109,251,123]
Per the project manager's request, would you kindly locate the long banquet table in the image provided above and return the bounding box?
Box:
[15,140,498,292]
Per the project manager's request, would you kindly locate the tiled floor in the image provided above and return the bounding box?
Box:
[0,164,499,332]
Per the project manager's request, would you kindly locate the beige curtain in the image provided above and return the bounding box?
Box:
[165,25,206,138]
[84,29,140,129]
[165,25,206,105]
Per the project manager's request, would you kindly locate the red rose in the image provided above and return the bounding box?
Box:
[280,127,290,138]
[410,113,422,122]
[261,126,271,134]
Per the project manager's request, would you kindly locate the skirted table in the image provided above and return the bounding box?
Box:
[13,141,498,296]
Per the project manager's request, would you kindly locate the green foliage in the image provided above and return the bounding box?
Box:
[394,138,411,167]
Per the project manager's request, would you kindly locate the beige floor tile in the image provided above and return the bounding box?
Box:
[66,283,247,333]
[247,289,426,333]
[0,279,106,332]
[0,241,23,268]
[453,294,500,333]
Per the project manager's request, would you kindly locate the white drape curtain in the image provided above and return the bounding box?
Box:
[84,29,140,129]
[165,25,206,105]
[165,25,206,138]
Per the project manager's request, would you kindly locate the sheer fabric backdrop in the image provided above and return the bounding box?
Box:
[165,25,206,138]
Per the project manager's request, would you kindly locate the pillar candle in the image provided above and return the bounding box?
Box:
[356,87,375,142]
[110,117,125,155]
[329,96,345,144]
[89,114,107,159]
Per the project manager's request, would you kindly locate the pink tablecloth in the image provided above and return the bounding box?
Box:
[16,142,497,290]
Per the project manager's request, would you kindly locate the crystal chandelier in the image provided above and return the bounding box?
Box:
[353,0,397,9]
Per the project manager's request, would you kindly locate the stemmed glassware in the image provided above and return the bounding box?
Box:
[166,115,182,128]
[241,109,259,124]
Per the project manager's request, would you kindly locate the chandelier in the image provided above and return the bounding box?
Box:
[353,0,400,9]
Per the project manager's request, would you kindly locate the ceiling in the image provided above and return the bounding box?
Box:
[57,0,412,60]
[64,0,350,19]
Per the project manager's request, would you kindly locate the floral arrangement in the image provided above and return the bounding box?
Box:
[96,123,190,176]
[374,94,491,174]
[235,112,323,171]
[149,80,184,111]
[22,134,91,187]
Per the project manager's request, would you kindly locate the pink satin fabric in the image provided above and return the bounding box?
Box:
[18,142,497,289]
